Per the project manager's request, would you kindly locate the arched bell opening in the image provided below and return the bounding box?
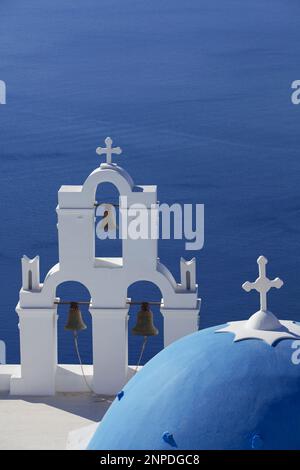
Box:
[56,281,92,365]
[127,281,163,366]
[94,182,122,260]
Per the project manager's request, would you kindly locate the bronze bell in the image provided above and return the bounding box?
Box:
[132,302,159,336]
[64,302,87,332]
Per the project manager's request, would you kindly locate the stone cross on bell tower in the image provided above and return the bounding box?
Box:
[96,137,122,164]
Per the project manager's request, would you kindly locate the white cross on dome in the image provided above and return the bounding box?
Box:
[242,255,283,312]
[216,256,300,345]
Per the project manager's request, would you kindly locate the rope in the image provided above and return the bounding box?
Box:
[73,332,148,390]
[134,336,148,374]
[73,332,94,393]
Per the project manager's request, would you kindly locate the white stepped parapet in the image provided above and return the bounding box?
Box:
[180,257,196,291]
[21,255,40,291]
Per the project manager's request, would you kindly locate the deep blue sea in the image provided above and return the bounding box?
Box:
[1,0,300,365]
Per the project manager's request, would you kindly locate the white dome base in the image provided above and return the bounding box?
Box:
[216,318,300,346]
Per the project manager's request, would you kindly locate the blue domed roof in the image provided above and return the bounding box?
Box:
[87,325,300,450]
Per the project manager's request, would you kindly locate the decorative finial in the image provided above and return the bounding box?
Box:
[215,256,300,345]
[96,137,122,165]
[242,256,283,312]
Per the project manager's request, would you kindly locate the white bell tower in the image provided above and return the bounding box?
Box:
[12,138,201,396]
